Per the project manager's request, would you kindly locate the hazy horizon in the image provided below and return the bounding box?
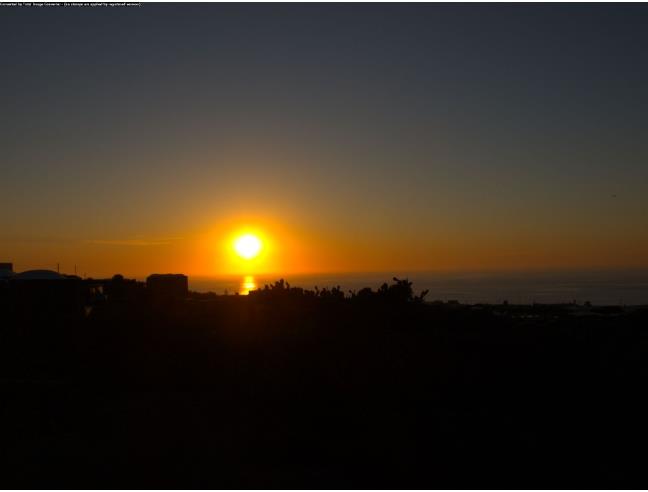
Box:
[8,266,638,305]
[188,268,648,305]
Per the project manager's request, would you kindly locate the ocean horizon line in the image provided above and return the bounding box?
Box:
[185,269,648,306]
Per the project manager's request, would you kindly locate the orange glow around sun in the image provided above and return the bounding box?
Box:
[197,216,309,277]
[214,225,275,275]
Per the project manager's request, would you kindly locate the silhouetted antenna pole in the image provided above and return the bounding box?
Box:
[57,262,60,273]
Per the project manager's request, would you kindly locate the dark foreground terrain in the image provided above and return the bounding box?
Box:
[2,278,648,488]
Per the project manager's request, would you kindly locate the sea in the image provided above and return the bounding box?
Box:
[188,269,648,306]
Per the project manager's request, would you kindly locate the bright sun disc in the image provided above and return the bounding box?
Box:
[234,234,262,260]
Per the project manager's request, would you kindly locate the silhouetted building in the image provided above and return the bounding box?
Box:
[14,270,62,281]
[0,262,13,279]
[9,269,83,319]
[103,274,146,303]
[146,274,188,302]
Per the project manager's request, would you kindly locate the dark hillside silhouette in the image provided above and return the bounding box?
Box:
[1,276,648,488]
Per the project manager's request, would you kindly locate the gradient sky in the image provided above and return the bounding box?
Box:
[2,3,648,277]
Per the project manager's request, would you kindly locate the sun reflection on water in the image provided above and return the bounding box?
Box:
[239,275,257,295]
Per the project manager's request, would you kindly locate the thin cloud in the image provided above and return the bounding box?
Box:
[86,237,181,247]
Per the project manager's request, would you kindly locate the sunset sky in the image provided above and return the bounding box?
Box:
[2,4,648,277]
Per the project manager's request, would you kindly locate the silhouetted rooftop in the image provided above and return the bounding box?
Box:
[14,269,64,280]
[147,273,188,279]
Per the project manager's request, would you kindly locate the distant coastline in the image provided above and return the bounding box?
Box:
[188,269,648,305]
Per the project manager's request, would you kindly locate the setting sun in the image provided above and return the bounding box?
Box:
[234,233,262,260]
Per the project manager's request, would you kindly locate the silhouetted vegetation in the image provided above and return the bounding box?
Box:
[1,276,648,488]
